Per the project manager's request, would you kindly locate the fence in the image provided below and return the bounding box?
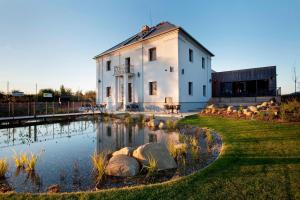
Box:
[0,102,95,118]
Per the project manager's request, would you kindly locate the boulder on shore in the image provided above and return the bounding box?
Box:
[105,155,140,177]
[133,143,177,171]
[47,184,60,193]
[147,119,161,128]
[248,106,258,113]
[112,147,135,157]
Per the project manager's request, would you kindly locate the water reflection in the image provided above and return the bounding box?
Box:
[0,119,179,193]
[95,122,178,154]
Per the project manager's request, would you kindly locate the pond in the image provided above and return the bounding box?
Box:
[0,118,222,193]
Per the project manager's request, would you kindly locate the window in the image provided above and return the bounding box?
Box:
[125,57,130,72]
[149,81,157,95]
[188,82,193,95]
[106,60,111,71]
[106,87,111,97]
[202,57,205,69]
[149,48,157,61]
[170,66,174,72]
[203,85,206,97]
[189,49,193,62]
[181,69,184,75]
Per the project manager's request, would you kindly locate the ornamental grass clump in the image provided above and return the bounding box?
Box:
[205,130,214,149]
[166,120,177,130]
[26,153,38,171]
[91,152,107,182]
[0,159,9,179]
[145,154,158,177]
[12,150,27,168]
[167,141,177,158]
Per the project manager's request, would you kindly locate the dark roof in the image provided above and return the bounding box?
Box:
[94,22,214,59]
[212,66,276,82]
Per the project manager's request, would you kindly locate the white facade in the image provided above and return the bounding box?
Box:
[95,24,213,112]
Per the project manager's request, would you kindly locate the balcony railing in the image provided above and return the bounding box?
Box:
[113,64,134,76]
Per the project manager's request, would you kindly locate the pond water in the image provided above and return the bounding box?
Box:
[0,119,221,193]
[0,119,182,192]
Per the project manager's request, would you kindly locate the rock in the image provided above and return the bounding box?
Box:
[112,147,135,157]
[0,183,12,193]
[105,155,140,177]
[205,109,211,114]
[207,104,215,109]
[248,106,258,113]
[261,102,268,107]
[47,184,60,193]
[133,143,177,171]
[227,106,234,112]
[211,108,217,114]
[158,122,166,129]
[242,108,249,114]
[244,111,253,117]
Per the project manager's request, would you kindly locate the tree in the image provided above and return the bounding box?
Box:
[84,90,96,102]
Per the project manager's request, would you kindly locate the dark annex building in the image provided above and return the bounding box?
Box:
[212,66,277,97]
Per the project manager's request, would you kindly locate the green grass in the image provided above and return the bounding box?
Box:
[1,115,300,199]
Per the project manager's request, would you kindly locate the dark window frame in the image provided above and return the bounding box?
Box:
[149,48,157,61]
[188,82,193,95]
[106,60,111,71]
[149,81,157,95]
[189,49,193,62]
[106,86,111,97]
[203,85,206,97]
[202,57,205,69]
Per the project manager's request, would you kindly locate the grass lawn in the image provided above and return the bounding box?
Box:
[1,115,300,199]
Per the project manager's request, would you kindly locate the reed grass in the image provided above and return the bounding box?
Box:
[91,152,107,182]
[12,150,27,168]
[145,154,158,177]
[166,120,177,130]
[0,158,9,178]
[25,153,38,171]
[167,142,177,158]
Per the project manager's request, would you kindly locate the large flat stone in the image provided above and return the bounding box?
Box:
[133,143,177,171]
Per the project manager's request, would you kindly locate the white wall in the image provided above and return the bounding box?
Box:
[96,30,179,111]
[96,29,212,112]
[178,32,212,111]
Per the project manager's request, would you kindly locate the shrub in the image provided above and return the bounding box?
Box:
[280,99,300,122]
[0,159,9,178]
[91,152,107,182]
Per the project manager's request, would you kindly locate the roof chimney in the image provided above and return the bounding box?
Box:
[141,25,150,33]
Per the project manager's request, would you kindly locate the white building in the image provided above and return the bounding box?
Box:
[94,22,214,112]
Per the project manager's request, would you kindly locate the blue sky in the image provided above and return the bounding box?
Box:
[0,0,299,94]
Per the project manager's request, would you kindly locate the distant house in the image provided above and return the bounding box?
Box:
[94,22,214,112]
